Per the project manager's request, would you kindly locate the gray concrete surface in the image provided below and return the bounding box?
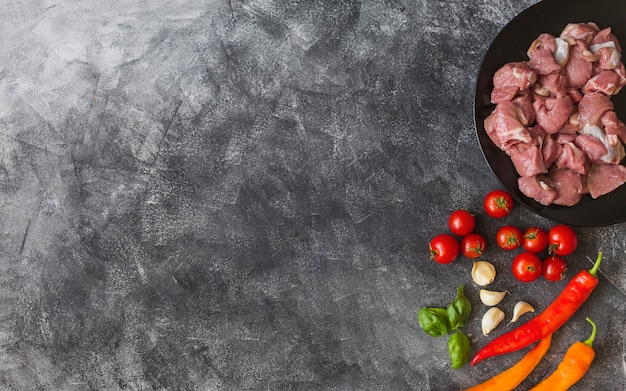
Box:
[0,0,624,390]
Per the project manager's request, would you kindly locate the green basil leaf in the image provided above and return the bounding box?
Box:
[429,307,449,317]
[418,307,450,337]
[447,284,472,330]
[448,331,470,369]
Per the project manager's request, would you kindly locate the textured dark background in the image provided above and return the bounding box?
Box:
[0,0,624,390]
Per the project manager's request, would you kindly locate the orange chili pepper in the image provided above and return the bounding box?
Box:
[460,334,552,391]
[529,317,597,391]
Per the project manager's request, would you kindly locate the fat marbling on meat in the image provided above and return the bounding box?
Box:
[491,62,537,103]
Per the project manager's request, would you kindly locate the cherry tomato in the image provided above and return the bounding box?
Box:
[448,209,476,237]
[496,225,523,250]
[460,233,487,259]
[547,225,578,256]
[429,234,460,264]
[522,227,548,253]
[512,252,543,282]
[542,256,568,282]
[483,190,514,219]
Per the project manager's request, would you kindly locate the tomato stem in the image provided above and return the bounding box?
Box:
[588,252,602,277]
[526,228,540,239]
[548,243,557,255]
[497,197,510,211]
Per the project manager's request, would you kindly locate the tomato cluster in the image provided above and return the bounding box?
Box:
[428,207,489,265]
[506,224,577,282]
[428,208,485,264]
[428,189,579,284]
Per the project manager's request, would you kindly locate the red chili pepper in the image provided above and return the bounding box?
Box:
[470,252,603,366]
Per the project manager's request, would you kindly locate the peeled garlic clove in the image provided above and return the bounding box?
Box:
[510,301,534,323]
[479,289,507,306]
[482,307,505,336]
[472,261,496,286]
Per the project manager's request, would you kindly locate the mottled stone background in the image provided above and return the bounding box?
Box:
[0,0,624,390]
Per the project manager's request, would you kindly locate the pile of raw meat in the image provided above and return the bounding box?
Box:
[485,22,626,206]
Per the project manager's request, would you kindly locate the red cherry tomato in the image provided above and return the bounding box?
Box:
[460,233,487,259]
[495,225,523,250]
[547,225,578,256]
[522,227,548,253]
[429,234,460,264]
[448,209,476,237]
[483,190,514,219]
[512,252,543,282]
[542,256,568,282]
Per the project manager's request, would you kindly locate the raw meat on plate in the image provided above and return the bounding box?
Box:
[583,70,623,95]
[491,62,537,103]
[587,163,626,198]
[484,100,532,150]
[563,40,595,88]
[528,33,566,75]
[560,22,599,44]
[532,94,574,134]
[517,175,558,206]
[548,166,587,206]
[486,22,626,206]
[600,110,626,143]
[577,91,614,126]
[578,123,625,164]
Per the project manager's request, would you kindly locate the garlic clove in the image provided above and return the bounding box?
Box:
[482,307,505,336]
[479,289,508,306]
[510,301,535,323]
[471,261,496,286]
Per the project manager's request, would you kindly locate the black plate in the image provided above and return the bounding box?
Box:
[475,0,626,226]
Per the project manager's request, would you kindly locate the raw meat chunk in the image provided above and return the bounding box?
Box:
[583,70,622,95]
[560,22,599,44]
[491,62,537,103]
[518,175,558,205]
[534,73,568,97]
[564,41,595,88]
[527,33,563,75]
[577,92,614,126]
[513,94,535,125]
[533,94,574,134]
[590,27,622,70]
[554,141,589,175]
[484,100,532,150]
[542,134,561,168]
[508,142,548,177]
[600,110,626,143]
[567,87,584,103]
[578,123,625,164]
[575,133,608,161]
[587,163,626,198]
[491,86,519,103]
[549,167,587,206]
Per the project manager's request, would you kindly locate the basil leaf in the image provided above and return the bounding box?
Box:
[448,331,470,369]
[447,284,472,330]
[418,307,450,337]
